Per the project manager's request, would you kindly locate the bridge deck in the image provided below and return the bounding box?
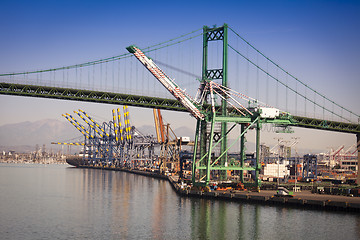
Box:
[1,82,359,134]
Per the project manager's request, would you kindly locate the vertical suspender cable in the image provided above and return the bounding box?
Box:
[256,54,259,101]
[92,64,95,90]
[314,91,316,118]
[305,87,307,117]
[73,68,76,88]
[130,58,132,94]
[286,74,288,112]
[266,61,269,106]
[124,57,127,92]
[276,68,279,108]
[323,96,325,120]
[236,35,239,92]
[88,65,90,90]
[245,45,249,96]
[136,56,138,95]
[295,81,297,115]
[80,67,82,89]
[118,58,120,92]
[105,62,108,90]
[100,64,102,90]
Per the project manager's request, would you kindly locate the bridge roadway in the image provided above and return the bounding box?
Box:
[1,82,359,134]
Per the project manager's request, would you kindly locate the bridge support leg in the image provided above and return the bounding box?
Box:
[357,134,360,185]
[192,120,201,184]
[240,124,245,183]
[255,121,261,189]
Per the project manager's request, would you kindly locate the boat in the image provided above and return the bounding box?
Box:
[66,155,83,167]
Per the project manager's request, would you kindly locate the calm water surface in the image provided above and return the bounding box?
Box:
[0,163,359,240]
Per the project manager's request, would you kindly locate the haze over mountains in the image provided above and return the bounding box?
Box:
[0,119,195,153]
[0,119,77,152]
[0,119,353,155]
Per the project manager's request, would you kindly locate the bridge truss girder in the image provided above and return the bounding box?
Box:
[1,82,359,134]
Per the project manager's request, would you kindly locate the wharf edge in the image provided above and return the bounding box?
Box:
[76,165,360,213]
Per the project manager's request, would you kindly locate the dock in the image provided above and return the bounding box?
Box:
[79,165,360,212]
[167,176,360,212]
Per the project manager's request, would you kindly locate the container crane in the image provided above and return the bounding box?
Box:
[74,110,104,138]
[78,109,110,137]
[330,145,344,168]
[127,42,293,187]
[62,113,93,139]
[112,108,125,144]
[117,108,124,143]
[123,105,133,144]
[153,108,181,173]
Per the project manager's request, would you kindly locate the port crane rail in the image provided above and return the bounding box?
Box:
[127,43,295,187]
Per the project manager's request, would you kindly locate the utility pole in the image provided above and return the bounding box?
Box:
[274,137,283,187]
[292,137,300,191]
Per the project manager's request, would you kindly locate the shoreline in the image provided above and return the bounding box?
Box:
[78,165,360,213]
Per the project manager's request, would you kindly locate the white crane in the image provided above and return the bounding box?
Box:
[126,45,283,121]
[127,45,205,120]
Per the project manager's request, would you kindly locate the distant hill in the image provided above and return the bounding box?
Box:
[0,119,81,153]
[0,119,326,155]
[0,119,196,153]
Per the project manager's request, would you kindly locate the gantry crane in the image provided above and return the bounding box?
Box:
[127,25,294,188]
[153,109,181,173]
[61,106,157,168]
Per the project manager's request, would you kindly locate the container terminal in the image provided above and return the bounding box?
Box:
[59,104,360,212]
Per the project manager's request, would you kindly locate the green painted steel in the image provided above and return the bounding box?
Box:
[240,124,246,183]
[255,121,261,188]
[292,115,360,134]
[221,24,229,180]
[1,82,359,134]
[0,82,184,111]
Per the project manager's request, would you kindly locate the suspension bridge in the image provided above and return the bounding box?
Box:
[1,24,359,185]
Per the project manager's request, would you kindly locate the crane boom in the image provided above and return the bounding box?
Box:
[51,142,84,146]
[153,109,161,143]
[117,108,124,143]
[74,110,104,138]
[123,105,132,143]
[78,109,109,137]
[62,113,92,139]
[126,45,204,120]
[112,109,119,143]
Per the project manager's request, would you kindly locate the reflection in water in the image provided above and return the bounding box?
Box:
[0,164,359,240]
[238,204,244,240]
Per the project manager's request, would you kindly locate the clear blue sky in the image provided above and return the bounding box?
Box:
[0,0,359,152]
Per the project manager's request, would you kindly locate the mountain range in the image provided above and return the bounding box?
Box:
[0,119,323,155]
[0,119,78,153]
[0,119,195,153]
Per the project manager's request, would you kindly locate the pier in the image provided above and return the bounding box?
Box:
[79,164,360,212]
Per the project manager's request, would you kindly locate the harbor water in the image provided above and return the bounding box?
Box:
[0,163,359,240]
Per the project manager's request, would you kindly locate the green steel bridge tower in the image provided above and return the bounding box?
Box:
[127,24,295,188]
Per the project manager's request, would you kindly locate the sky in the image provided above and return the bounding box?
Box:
[0,0,359,153]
